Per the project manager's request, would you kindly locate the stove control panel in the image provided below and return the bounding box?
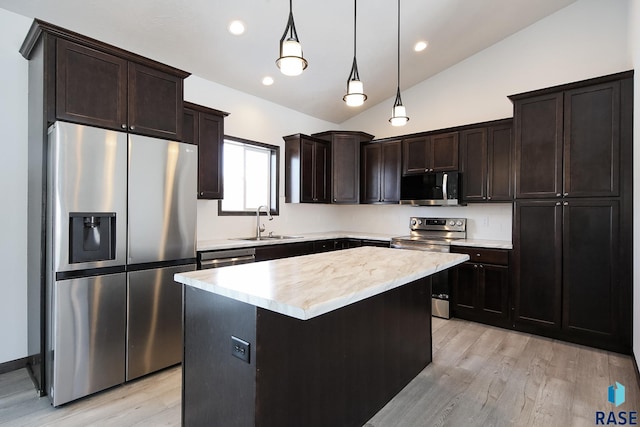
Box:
[409,217,466,232]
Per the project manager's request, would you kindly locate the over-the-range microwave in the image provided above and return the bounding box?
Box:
[399,171,463,206]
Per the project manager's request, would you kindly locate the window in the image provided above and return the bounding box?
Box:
[219,136,279,216]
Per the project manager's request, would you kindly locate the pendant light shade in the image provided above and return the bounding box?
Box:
[389,0,409,126]
[390,87,409,126]
[276,0,308,76]
[343,0,367,107]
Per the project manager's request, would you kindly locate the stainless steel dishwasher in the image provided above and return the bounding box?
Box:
[198,248,256,269]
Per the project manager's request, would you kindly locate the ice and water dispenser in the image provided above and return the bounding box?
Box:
[69,212,117,264]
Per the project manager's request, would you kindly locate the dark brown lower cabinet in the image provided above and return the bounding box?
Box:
[513,198,628,353]
[254,242,314,261]
[451,247,510,327]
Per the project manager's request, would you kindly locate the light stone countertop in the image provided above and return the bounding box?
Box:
[175,246,469,320]
[450,239,512,249]
[197,231,512,251]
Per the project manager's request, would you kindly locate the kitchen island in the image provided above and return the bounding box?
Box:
[174,246,469,427]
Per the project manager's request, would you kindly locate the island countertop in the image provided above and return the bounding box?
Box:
[174,246,469,320]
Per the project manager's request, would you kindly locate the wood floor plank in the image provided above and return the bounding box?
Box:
[1,318,638,427]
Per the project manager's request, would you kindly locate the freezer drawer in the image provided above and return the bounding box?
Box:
[52,273,126,406]
[126,264,195,380]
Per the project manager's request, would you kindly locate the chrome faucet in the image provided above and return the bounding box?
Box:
[256,205,273,240]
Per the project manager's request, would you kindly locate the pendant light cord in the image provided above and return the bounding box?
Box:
[353,0,357,59]
[396,0,400,89]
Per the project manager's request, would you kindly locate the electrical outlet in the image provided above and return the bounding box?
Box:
[231,336,250,363]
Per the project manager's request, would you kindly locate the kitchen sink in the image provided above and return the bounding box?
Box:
[232,235,302,241]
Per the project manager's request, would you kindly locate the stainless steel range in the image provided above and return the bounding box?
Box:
[391,217,467,319]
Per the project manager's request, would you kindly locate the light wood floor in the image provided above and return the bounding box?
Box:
[1,318,638,426]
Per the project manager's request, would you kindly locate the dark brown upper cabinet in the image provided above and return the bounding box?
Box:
[360,140,401,204]
[460,119,513,202]
[183,102,229,199]
[22,20,189,141]
[284,134,331,203]
[511,76,627,199]
[402,131,458,175]
[312,131,374,204]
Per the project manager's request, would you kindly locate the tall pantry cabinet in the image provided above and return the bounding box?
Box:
[510,71,633,353]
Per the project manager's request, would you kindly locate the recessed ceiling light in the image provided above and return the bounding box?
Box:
[414,41,428,52]
[262,76,274,86]
[228,20,245,35]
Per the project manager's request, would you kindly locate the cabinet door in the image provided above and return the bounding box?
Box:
[314,141,331,203]
[128,62,183,140]
[381,141,401,203]
[460,128,487,202]
[182,107,197,145]
[513,200,562,330]
[487,124,513,201]
[563,83,620,197]
[479,264,509,320]
[332,134,359,203]
[431,132,459,171]
[300,139,316,203]
[402,136,429,175]
[56,38,127,130]
[197,112,224,199]
[514,94,563,198]
[360,143,382,203]
[451,263,478,315]
[562,199,619,339]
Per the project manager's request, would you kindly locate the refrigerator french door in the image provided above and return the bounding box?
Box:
[47,122,128,406]
[126,134,197,381]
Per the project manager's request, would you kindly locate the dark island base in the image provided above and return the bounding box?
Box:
[182,277,432,427]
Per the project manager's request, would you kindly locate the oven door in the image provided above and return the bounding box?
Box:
[390,241,451,319]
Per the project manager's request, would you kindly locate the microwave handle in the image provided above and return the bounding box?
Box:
[442,173,448,201]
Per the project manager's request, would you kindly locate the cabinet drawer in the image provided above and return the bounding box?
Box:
[452,247,509,265]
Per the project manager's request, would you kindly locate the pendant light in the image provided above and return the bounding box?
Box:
[343,0,367,107]
[276,0,308,76]
[389,0,409,126]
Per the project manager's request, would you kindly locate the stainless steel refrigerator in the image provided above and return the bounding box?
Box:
[46,121,196,406]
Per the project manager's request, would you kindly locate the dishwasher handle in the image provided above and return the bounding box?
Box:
[199,248,256,269]
[200,255,255,269]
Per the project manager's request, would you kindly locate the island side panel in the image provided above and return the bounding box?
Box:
[182,286,257,427]
[254,276,432,427]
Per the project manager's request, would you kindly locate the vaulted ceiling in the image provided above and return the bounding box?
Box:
[0,0,577,123]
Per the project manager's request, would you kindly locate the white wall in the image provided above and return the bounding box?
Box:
[0,9,31,364]
[631,0,640,371]
[344,0,631,139]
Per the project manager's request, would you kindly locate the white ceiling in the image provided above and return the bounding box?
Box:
[1,0,577,124]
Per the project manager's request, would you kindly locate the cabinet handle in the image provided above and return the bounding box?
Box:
[473,264,478,268]
[121,124,127,129]
[564,192,569,196]
[479,265,484,268]
[130,126,135,131]
[487,196,491,200]
[556,202,561,206]
[563,201,568,206]
[425,168,428,172]
[556,193,561,197]
[476,253,481,257]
